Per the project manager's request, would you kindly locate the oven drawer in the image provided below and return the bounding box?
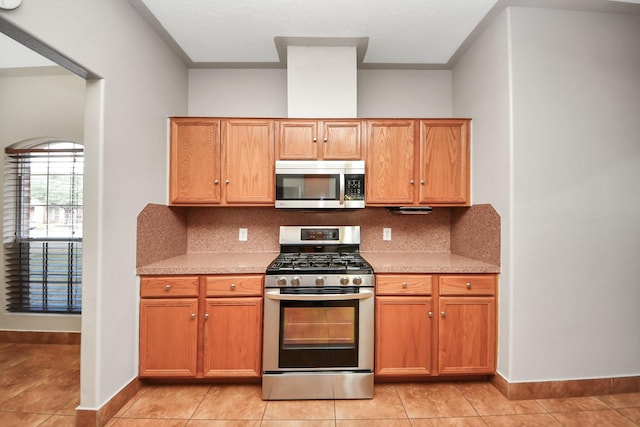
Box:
[205,275,263,296]
[439,275,496,296]
[140,276,200,298]
[376,275,433,295]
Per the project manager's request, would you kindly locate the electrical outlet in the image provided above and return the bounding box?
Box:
[383,228,392,241]
[238,228,248,241]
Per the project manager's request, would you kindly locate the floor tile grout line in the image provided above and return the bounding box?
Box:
[454,381,483,417]
[392,383,412,421]
[186,384,213,421]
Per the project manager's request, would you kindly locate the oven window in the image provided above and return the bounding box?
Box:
[276,174,339,200]
[278,300,359,368]
[282,306,355,347]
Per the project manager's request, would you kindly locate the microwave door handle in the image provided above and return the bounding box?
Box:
[339,173,345,205]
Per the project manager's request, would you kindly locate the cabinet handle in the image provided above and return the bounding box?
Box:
[164,284,171,291]
[410,180,415,185]
[428,311,433,318]
[225,179,230,184]
[204,313,210,320]
[323,137,328,142]
[466,282,472,289]
[190,313,196,319]
[312,137,317,142]
[441,311,446,318]
[421,179,425,185]
[402,281,408,288]
[214,179,219,185]
[230,283,236,290]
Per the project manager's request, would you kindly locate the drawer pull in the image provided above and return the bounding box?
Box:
[230,283,236,290]
[164,284,171,291]
[466,282,472,289]
[402,281,408,288]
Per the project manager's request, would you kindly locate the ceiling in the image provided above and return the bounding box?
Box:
[130,0,640,69]
[1,0,640,72]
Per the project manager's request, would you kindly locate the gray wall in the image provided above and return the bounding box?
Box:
[1,0,188,410]
[188,68,453,117]
[452,9,512,379]
[453,6,640,382]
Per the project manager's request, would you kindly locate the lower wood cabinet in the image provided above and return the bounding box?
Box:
[202,296,262,378]
[438,275,496,375]
[139,274,263,379]
[375,273,497,378]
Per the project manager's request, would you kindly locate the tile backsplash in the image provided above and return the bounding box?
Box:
[137,203,500,267]
[186,207,452,253]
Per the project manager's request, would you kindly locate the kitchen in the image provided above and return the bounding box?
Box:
[0,0,639,425]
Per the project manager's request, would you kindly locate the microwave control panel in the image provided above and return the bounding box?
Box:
[345,175,365,200]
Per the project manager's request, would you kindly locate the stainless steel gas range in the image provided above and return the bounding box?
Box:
[262,225,374,400]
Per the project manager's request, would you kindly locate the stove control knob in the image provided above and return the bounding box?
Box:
[340,277,350,285]
[291,277,301,287]
[315,277,325,286]
[352,276,363,286]
[277,277,287,286]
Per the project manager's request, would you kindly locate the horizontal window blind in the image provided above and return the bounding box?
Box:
[4,142,83,314]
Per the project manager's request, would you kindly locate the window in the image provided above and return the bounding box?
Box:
[4,140,83,314]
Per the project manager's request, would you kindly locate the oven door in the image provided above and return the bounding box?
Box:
[263,287,374,372]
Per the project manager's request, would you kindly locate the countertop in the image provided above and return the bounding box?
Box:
[136,251,499,275]
[361,252,499,274]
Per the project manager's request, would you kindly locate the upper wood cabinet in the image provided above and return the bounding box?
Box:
[365,120,417,204]
[170,118,221,204]
[221,119,275,204]
[365,118,471,206]
[419,119,470,205]
[169,118,275,206]
[277,119,363,160]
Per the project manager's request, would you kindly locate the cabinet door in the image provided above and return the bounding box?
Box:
[139,298,198,377]
[366,120,417,205]
[438,297,495,375]
[375,296,432,376]
[277,120,319,159]
[321,121,362,159]
[169,118,221,204]
[419,119,470,205]
[221,119,275,204]
[202,297,263,377]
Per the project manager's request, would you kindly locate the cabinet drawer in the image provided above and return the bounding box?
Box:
[205,275,263,296]
[376,275,433,295]
[439,275,496,296]
[140,276,200,298]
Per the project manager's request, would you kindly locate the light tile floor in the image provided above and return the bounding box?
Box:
[1,343,639,426]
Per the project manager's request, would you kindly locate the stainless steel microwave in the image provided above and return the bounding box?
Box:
[275,160,365,209]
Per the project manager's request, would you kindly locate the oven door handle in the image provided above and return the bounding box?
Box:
[265,290,373,301]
